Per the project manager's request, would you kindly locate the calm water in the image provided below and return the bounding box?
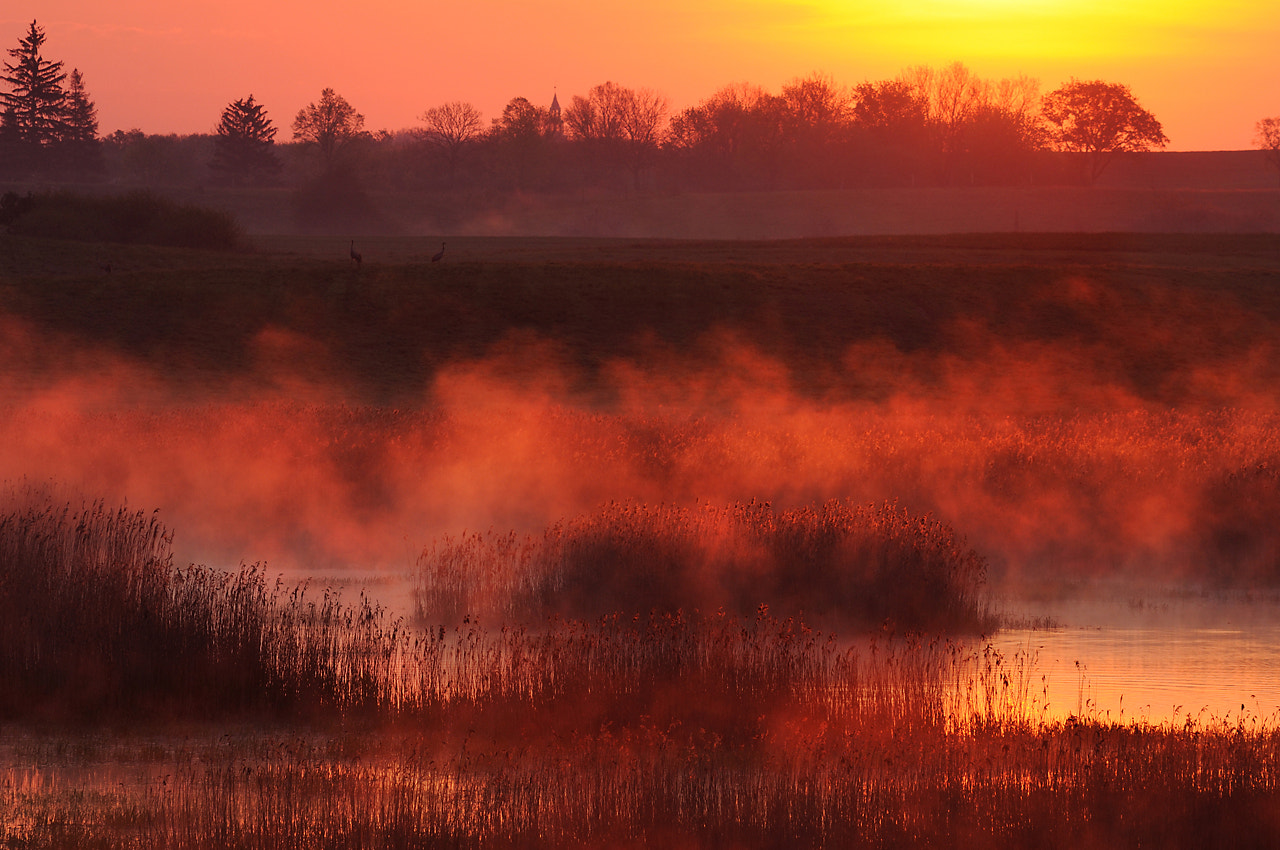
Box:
[291,568,1280,725]
[992,589,1280,723]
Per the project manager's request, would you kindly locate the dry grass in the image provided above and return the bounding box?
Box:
[413,499,993,632]
[4,235,1280,846]
[3,493,1279,847]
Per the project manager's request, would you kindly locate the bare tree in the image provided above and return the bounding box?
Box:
[1041,79,1167,182]
[490,96,550,189]
[1255,117,1280,184]
[419,101,483,183]
[564,81,630,142]
[779,72,852,186]
[781,73,851,141]
[620,88,667,148]
[900,63,987,154]
[565,81,668,187]
[292,88,367,167]
[852,79,927,132]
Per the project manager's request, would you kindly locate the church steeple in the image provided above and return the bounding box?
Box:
[547,88,563,137]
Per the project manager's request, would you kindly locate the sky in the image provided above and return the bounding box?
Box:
[5,0,1279,151]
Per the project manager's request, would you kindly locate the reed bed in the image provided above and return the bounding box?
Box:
[4,491,1280,846]
[414,499,993,633]
[5,702,1278,848]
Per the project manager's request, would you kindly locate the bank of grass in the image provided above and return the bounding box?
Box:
[3,190,240,250]
[0,492,989,723]
[2,493,1279,847]
[4,231,1280,407]
[0,494,1274,844]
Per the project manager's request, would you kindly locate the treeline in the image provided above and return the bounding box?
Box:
[2,18,1188,200]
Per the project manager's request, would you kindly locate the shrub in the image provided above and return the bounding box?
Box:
[5,190,240,249]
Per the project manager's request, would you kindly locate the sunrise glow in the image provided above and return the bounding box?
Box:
[7,0,1278,150]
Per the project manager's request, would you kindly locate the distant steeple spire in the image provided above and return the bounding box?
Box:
[547,87,563,137]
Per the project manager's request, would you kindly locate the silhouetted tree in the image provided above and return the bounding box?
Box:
[1041,79,1167,182]
[898,62,991,182]
[780,72,852,186]
[1,20,66,174]
[850,79,930,184]
[52,68,102,177]
[104,130,213,187]
[564,81,629,143]
[565,81,668,187]
[958,75,1044,184]
[618,87,668,187]
[59,69,97,140]
[419,101,483,183]
[1255,117,1280,184]
[853,79,926,131]
[489,96,550,189]
[210,94,281,185]
[292,87,367,167]
[667,84,789,189]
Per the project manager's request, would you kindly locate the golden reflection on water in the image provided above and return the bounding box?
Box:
[279,566,1280,726]
[992,593,1280,723]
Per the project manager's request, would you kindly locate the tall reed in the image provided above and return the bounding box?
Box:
[414,499,993,633]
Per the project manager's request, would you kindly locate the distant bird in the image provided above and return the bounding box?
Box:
[100,263,112,274]
[350,240,363,266]
[431,242,446,263]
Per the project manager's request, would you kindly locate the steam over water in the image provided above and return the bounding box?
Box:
[4,236,1280,725]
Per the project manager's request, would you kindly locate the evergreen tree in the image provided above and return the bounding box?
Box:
[58,68,103,176]
[211,94,281,185]
[1,20,66,148]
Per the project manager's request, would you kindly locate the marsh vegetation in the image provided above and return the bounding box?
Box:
[2,233,1280,846]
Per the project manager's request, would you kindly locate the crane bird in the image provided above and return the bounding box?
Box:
[431,242,446,263]
[350,240,363,266]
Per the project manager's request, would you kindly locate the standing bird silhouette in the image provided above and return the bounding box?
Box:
[431,242,446,263]
[350,240,363,266]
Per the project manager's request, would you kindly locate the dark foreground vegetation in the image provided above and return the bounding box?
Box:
[3,231,1279,406]
[3,234,1280,846]
[2,496,1280,848]
[0,494,989,723]
[0,190,240,250]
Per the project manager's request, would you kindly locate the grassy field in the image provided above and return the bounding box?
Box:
[3,230,1280,846]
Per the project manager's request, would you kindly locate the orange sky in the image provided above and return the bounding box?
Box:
[8,1,1279,150]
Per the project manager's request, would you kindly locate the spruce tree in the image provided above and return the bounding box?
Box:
[59,68,103,176]
[1,20,66,148]
[211,94,282,185]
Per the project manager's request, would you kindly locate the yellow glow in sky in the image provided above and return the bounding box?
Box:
[777,0,1249,60]
[6,0,1280,150]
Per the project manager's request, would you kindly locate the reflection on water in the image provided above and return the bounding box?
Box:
[276,567,1280,725]
[993,589,1280,723]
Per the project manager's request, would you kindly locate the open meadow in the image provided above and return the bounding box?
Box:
[3,230,1280,846]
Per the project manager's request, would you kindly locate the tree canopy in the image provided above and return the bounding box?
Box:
[1041,79,1167,181]
[1255,117,1280,183]
[211,94,281,185]
[1,20,66,148]
[292,88,366,167]
[418,101,484,181]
